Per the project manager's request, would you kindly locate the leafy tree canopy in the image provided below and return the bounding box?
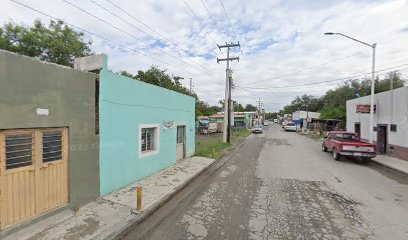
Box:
[281,94,323,115]
[244,104,258,112]
[196,100,220,116]
[218,100,247,112]
[280,71,406,121]
[120,66,196,98]
[265,112,278,120]
[0,19,92,66]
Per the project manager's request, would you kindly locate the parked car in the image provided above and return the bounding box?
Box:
[273,119,278,123]
[263,121,269,126]
[284,122,297,132]
[252,125,263,134]
[322,131,376,163]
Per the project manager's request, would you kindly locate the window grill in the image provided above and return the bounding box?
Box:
[5,134,34,169]
[42,131,63,162]
[141,128,155,152]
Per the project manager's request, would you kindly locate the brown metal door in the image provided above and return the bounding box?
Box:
[0,128,68,229]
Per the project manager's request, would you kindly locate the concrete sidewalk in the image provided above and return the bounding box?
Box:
[372,155,408,175]
[5,157,215,240]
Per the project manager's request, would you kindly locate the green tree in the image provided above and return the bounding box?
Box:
[374,72,405,93]
[265,112,278,120]
[234,102,245,112]
[120,66,196,98]
[280,72,406,121]
[218,100,245,112]
[195,100,220,116]
[244,104,257,111]
[281,94,323,114]
[319,104,346,120]
[0,19,92,66]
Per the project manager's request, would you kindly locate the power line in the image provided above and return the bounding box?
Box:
[240,89,325,94]
[105,0,189,54]
[9,0,212,82]
[98,0,222,76]
[63,0,215,80]
[242,50,369,86]
[243,63,408,89]
[200,0,227,43]
[218,0,239,42]
[194,88,222,97]
[182,0,220,47]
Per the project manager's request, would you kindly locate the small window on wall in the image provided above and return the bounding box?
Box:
[141,128,155,152]
[390,124,397,132]
[140,124,160,157]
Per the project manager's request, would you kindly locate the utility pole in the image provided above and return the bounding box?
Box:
[217,42,240,143]
[256,97,263,125]
[189,78,193,94]
[257,97,261,112]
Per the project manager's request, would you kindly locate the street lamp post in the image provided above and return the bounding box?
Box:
[324,32,376,143]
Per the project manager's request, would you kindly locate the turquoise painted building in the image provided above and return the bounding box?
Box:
[96,56,195,195]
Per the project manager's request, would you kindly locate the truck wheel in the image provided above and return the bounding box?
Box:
[333,150,341,161]
[322,144,328,152]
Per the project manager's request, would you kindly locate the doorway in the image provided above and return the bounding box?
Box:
[377,125,387,154]
[354,122,361,136]
[0,128,69,229]
[176,126,186,161]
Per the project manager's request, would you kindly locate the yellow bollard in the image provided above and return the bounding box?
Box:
[136,186,142,210]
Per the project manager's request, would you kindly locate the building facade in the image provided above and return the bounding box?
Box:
[0,50,100,231]
[346,86,408,161]
[0,51,196,233]
[97,56,196,195]
[292,111,321,129]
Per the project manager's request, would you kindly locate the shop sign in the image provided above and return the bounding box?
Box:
[163,120,175,129]
[356,104,376,113]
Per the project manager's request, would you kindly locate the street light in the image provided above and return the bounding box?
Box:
[324,32,376,143]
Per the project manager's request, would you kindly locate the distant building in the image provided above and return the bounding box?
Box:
[292,111,321,129]
[346,86,408,161]
[212,111,257,129]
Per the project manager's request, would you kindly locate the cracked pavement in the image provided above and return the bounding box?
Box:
[126,124,408,240]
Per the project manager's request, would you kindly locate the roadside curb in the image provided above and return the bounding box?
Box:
[108,134,251,240]
[371,159,408,176]
[106,161,212,240]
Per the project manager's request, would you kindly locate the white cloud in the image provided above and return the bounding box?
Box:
[1,0,408,111]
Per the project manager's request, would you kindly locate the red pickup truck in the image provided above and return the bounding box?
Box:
[322,131,376,163]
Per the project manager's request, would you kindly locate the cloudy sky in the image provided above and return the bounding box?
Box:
[2,0,408,111]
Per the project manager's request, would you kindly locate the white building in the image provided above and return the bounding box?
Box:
[346,86,408,161]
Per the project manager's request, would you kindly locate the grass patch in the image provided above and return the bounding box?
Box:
[195,129,251,159]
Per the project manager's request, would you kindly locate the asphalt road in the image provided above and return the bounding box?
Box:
[123,124,408,240]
